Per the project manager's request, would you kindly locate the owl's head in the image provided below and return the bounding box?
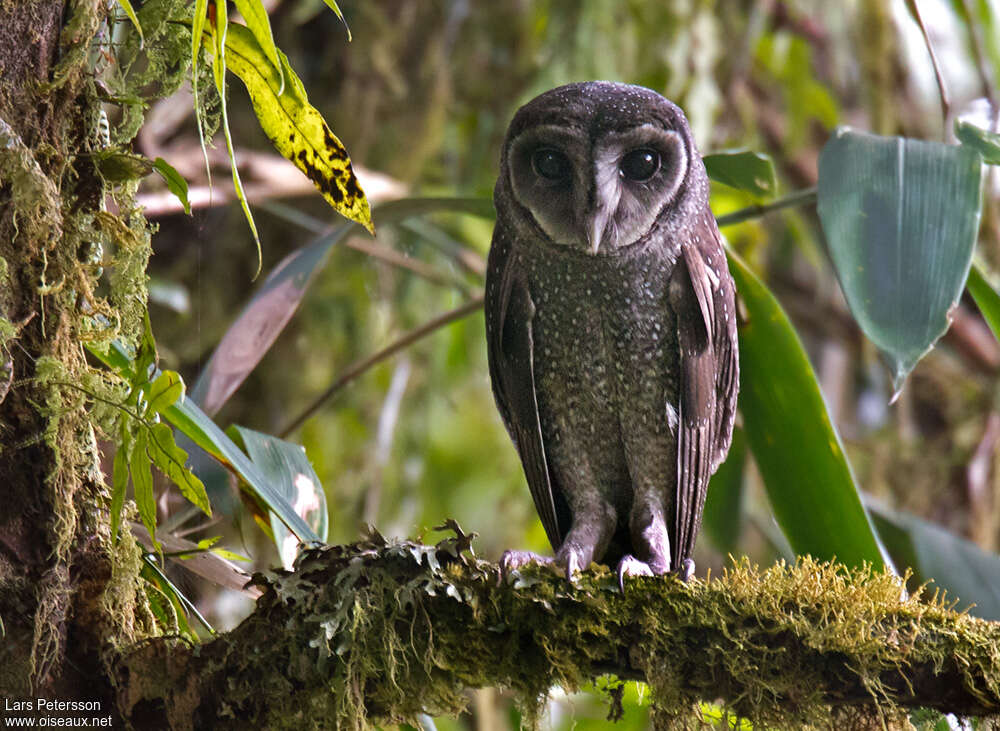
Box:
[498,81,705,256]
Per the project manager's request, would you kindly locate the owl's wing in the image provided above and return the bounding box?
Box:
[669,219,739,567]
[485,228,565,550]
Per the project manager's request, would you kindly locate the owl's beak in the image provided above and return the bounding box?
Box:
[586,210,611,255]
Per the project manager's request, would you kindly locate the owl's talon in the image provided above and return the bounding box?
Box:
[499,550,552,584]
[616,555,656,593]
[564,552,582,582]
[677,558,695,583]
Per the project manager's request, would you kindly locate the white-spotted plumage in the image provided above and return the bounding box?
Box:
[486,82,739,585]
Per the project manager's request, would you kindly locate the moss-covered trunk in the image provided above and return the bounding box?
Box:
[0,0,148,710]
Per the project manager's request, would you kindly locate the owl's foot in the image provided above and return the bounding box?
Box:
[499,549,552,584]
[676,558,695,582]
[615,555,657,592]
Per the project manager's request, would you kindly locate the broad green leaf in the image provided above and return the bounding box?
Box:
[703,150,777,199]
[967,263,1000,342]
[164,395,321,542]
[153,157,191,216]
[222,22,373,235]
[956,119,1000,164]
[727,250,890,570]
[232,425,328,568]
[232,0,283,93]
[117,0,144,49]
[130,429,156,547]
[148,422,211,517]
[110,435,130,544]
[817,128,983,394]
[322,0,351,41]
[702,428,745,556]
[190,197,494,416]
[868,499,1000,620]
[146,370,184,414]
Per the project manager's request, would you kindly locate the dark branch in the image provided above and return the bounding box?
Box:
[115,528,1000,729]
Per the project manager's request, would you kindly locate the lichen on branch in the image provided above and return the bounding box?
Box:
[118,524,1000,730]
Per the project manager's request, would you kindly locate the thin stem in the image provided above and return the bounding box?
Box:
[715,187,817,228]
[907,0,951,136]
[278,297,484,438]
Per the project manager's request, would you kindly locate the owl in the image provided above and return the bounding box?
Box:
[486,81,739,586]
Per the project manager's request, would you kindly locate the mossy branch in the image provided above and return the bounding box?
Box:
[116,526,1000,729]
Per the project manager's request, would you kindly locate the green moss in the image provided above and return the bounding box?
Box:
[203,527,998,730]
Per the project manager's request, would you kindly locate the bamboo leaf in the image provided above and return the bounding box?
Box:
[703,150,777,199]
[702,428,745,556]
[967,263,1000,342]
[232,425,328,568]
[728,250,890,570]
[868,499,1000,620]
[817,128,983,395]
[222,22,373,235]
[190,197,493,416]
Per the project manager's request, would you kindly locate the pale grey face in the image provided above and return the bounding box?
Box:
[507,121,689,255]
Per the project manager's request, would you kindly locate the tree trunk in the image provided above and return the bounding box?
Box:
[0,0,148,718]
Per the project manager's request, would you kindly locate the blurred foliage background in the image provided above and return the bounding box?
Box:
[131,0,1000,725]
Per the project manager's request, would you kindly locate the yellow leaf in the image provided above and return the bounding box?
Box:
[222,22,374,234]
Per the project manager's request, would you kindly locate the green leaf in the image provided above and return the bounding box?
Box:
[232,0,283,92]
[135,310,158,386]
[164,395,321,542]
[153,157,192,216]
[141,554,209,638]
[146,370,184,414]
[817,128,983,394]
[956,119,1000,164]
[232,425,328,567]
[190,197,493,416]
[110,435,130,544]
[85,342,301,539]
[701,428,745,556]
[868,499,1000,620]
[703,149,777,199]
[222,22,373,235]
[209,4,264,279]
[130,429,156,548]
[728,250,890,570]
[93,149,153,182]
[322,0,351,41]
[147,422,211,517]
[967,263,1000,343]
[117,0,144,49]
[191,0,212,190]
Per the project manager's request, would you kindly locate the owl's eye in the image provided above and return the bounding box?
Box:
[620,148,660,181]
[531,148,572,181]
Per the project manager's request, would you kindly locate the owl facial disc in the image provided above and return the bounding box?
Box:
[507,118,689,255]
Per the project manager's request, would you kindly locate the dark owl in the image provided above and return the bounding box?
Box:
[485,81,739,585]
